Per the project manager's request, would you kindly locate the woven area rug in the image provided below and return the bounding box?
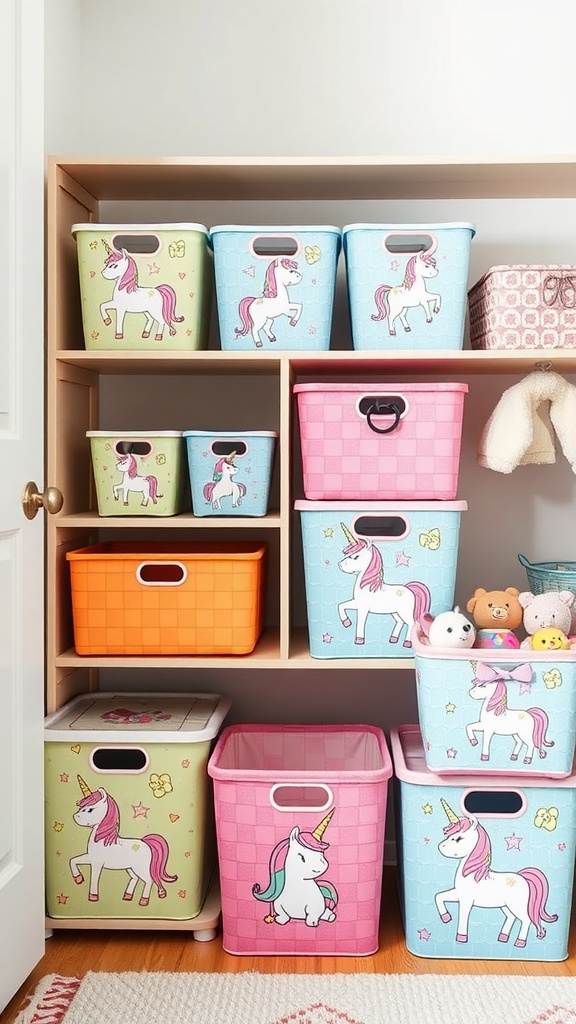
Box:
[14,971,576,1024]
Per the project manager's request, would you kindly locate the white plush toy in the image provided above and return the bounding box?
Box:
[420,607,477,649]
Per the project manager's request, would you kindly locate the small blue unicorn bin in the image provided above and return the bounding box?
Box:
[295,500,466,659]
[391,724,576,962]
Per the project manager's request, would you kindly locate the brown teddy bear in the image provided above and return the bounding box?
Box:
[466,587,523,649]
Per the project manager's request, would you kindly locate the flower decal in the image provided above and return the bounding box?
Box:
[149,772,173,798]
[534,806,559,831]
[543,668,563,689]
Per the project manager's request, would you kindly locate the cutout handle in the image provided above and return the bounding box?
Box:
[136,562,188,586]
[211,440,247,458]
[251,235,298,257]
[384,231,435,254]
[89,747,149,773]
[115,439,153,457]
[269,783,333,812]
[111,233,161,255]
[463,790,525,817]
[352,515,408,540]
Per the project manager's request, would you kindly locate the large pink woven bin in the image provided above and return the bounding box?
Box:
[469,265,576,349]
[208,723,392,956]
[294,381,468,500]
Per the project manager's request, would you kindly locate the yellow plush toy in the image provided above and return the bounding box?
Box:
[530,627,572,651]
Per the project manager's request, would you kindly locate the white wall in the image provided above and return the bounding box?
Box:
[43,2,576,743]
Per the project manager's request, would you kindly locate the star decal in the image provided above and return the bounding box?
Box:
[505,833,522,851]
[53,822,64,833]
[148,262,160,274]
[59,772,69,783]
[132,803,150,819]
[322,633,333,644]
[445,702,456,713]
[418,927,431,940]
[558,841,567,851]
[446,747,457,759]
[395,550,410,567]
[56,893,68,905]
[422,803,433,815]
[324,527,334,537]
[519,679,533,695]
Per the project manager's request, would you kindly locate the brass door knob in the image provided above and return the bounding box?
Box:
[22,481,64,520]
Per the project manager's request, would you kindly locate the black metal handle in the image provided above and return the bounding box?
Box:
[365,401,402,435]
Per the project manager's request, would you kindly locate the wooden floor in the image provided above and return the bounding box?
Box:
[3,866,576,1023]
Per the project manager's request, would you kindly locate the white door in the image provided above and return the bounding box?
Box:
[0,0,46,1011]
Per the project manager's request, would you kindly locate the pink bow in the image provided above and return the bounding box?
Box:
[473,661,533,685]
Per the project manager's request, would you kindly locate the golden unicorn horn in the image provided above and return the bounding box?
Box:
[77,774,92,797]
[440,797,459,823]
[225,451,237,464]
[341,522,356,545]
[312,807,335,840]
[101,237,113,255]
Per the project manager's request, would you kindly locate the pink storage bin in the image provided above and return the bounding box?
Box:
[208,723,392,956]
[294,381,468,500]
[469,265,576,350]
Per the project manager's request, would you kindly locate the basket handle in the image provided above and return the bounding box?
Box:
[366,401,402,435]
[517,553,532,571]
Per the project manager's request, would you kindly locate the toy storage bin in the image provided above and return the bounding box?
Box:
[66,541,267,655]
[209,225,341,351]
[342,222,475,351]
[72,223,212,352]
[207,723,392,956]
[518,552,576,597]
[469,265,576,350]
[184,430,278,517]
[412,623,576,778]
[391,724,576,961]
[295,500,466,659]
[87,430,188,517]
[44,691,231,922]
[294,382,468,500]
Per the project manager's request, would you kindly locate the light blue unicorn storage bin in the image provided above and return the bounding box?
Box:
[87,430,188,516]
[210,225,341,351]
[72,223,212,352]
[391,724,576,961]
[343,223,475,351]
[184,430,278,517]
[295,500,466,659]
[412,624,576,778]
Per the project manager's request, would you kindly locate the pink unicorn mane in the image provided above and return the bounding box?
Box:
[105,249,138,293]
[263,257,298,299]
[118,453,138,478]
[342,538,383,592]
[77,790,119,846]
[485,679,507,716]
[444,817,492,882]
[403,255,417,288]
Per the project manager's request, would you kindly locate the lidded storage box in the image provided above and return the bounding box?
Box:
[391,724,576,961]
[412,623,576,778]
[72,223,212,351]
[469,265,576,349]
[87,430,188,517]
[210,225,341,351]
[208,723,392,956]
[343,222,475,351]
[184,430,278,517]
[45,692,231,922]
[295,500,466,659]
[66,541,267,656]
[294,382,468,500]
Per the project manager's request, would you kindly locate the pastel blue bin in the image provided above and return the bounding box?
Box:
[413,625,576,778]
[343,222,475,351]
[391,724,576,961]
[295,500,466,659]
[184,430,278,517]
[210,225,341,351]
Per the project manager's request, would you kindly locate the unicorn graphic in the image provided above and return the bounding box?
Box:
[252,809,338,926]
[234,257,303,348]
[113,452,162,507]
[435,797,557,947]
[203,452,247,510]
[372,238,441,336]
[69,775,177,906]
[467,662,554,764]
[337,522,431,647]
[99,239,184,341]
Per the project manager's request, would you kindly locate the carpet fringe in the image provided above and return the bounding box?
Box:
[15,976,81,1024]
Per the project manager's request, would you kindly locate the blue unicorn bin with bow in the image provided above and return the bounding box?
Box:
[412,623,576,777]
[391,724,576,962]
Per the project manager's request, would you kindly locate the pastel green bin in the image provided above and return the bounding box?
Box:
[87,430,189,516]
[72,223,212,351]
[44,692,231,921]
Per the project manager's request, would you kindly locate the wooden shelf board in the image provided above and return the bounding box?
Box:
[53,155,576,201]
[46,875,220,934]
[57,511,282,529]
[55,348,576,377]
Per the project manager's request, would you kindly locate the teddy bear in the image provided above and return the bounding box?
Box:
[419,607,476,649]
[466,587,523,649]
[518,590,575,649]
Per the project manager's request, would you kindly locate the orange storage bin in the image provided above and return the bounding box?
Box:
[66,541,267,656]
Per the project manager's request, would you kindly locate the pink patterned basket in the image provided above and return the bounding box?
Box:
[294,382,468,500]
[208,723,392,956]
[468,265,576,350]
